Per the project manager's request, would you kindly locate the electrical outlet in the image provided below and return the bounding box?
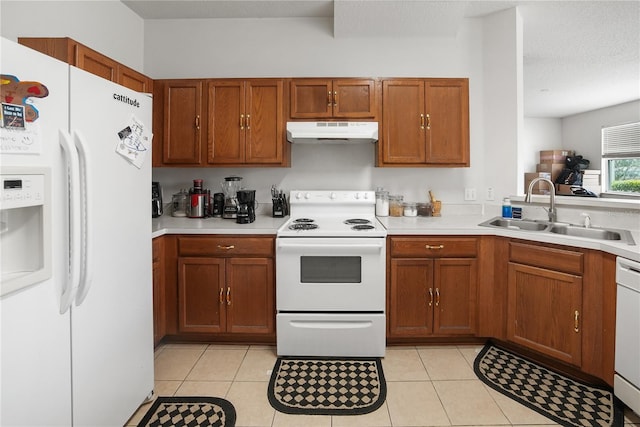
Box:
[486,187,495,201]
[464,188,476,201]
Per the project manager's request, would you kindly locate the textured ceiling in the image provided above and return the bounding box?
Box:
[122,0,640,118]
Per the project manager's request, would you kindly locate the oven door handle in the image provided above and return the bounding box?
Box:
[277,242,384,254]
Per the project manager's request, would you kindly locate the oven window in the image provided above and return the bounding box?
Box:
[300,256,361,283]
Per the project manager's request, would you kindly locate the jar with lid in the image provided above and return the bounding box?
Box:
[403,202,418,217]
[417,202,432,216]
[172,189,189,217]
[375,188,389,216]
[389,195,404,217]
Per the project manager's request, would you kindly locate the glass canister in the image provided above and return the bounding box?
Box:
[417,202,432,216]
[171,189,189,217]
[375,188,389,217]
[389,195,404,217]
[403,202,418,217]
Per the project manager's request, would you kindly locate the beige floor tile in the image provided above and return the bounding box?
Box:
[271,411,331,427]
[381,348,430,381]
[331,402,392,427]
[457,344,485,367]
[485,387,555,425]
[186,347,247,381]
[418,347,477,380]
[154,347,206,381]
[175,380,232,398]
[386,381,450,426]
[227,381,275,426]
[235,348,278,382]
[434,380,510,425]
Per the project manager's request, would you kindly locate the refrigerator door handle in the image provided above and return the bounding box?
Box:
[73,130,93,307]
[58,130,81,314]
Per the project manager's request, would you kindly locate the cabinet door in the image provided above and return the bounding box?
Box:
[74,44,118,82]
[381,80,426,164]
[424,79,469,166]
[118,65,153,93]
[289,79,332,118]
[152,238,165,347]
[245,80,284,164]
[208,80,245,164]
[163,80,203,164]
[433,258,477,335]
[226,258,275,335]
[178,257,226,333]
[507,262,583,366]
[389,258,433,337]
[332,79,377,118]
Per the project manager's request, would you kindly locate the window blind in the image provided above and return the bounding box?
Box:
[602,121,640,158]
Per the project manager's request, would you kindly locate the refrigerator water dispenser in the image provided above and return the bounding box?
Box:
[0,167,51,296]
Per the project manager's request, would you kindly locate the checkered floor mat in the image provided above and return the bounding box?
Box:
[474,344,624,427]
[137,396,236,427]
[267,357,386,415]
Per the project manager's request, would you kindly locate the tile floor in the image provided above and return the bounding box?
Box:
[126,343,640,427]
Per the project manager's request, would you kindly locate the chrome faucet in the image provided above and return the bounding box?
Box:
[524,177,557,223]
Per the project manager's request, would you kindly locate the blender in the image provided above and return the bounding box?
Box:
[221,176,242,219]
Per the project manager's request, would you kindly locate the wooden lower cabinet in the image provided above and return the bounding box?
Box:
[507,262,583,366]
[175,235,275,340]
[152,237,166,347]
[388,236,478,339]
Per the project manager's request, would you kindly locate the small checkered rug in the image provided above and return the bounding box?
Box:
[137,396,236,427]
[474,344,624,427]
[267,357,386,415]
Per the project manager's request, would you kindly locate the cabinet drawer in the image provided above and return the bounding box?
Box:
[390,237,478,258]
[178,236,274,257]
[509,241,583,275]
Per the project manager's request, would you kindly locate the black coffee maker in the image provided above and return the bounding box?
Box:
[236,190,256,224]
[152,182,163,218]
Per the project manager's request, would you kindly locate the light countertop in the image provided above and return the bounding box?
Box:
[152,213,640,262]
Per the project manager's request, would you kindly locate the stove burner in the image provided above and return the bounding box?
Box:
[352,224,375,231]
[293,218,315,223]
[289,223,319,231]
[344,218,372,225]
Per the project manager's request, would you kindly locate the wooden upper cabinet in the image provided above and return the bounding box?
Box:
[208,79,286,166]
[18,37,152,93]
[290,79,377,119]
[161,80,204,165]
[380,78,469,167]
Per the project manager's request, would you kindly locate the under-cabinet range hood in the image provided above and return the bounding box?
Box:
[286,121,378,144]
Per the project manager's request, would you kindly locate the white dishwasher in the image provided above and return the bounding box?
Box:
[615,256,640,416]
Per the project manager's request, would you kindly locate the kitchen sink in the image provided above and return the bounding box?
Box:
[479,216,636,245]
[485,218,549,231]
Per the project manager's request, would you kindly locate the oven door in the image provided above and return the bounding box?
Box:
[276,237,386,311]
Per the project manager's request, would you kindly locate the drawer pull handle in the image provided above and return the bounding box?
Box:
[226,287,231,305]
[425,244,444,250]
[574,310,579,332]
[435,288,440,307]
[219,287,224,304]
[195,115,200,130]
[217,245,235,250]
[425,113,431,130]
[240,114,245,130]
[246,114,250,130]
[428,288,433,307]
[333,91,338,107]
[327,91,332,107]
[420,113,425,130]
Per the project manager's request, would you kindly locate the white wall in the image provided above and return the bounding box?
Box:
[0,1,145,71]
[522,117,563,172]
[562,100,640,167]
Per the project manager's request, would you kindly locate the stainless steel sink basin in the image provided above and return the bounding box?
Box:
[485,218,549,231]
[548,224,631,242]
[479,216,636,245]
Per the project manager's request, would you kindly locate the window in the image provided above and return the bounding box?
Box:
[602,122,640,196]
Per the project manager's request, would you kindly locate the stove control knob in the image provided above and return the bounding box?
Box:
[355,193,361,199]
[295,192,303,199]
[330,192,337,200]
[305,192,311,199]
[363,193,369,199]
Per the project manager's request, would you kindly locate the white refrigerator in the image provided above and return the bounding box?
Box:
[0,38,154,426]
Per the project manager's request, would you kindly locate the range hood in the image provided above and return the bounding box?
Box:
[286,121,378,144]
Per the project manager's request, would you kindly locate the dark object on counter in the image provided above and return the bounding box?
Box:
[237,189,256,224]
[212,192,224,217]
[271,185,288,217]
[152,181,163,218]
